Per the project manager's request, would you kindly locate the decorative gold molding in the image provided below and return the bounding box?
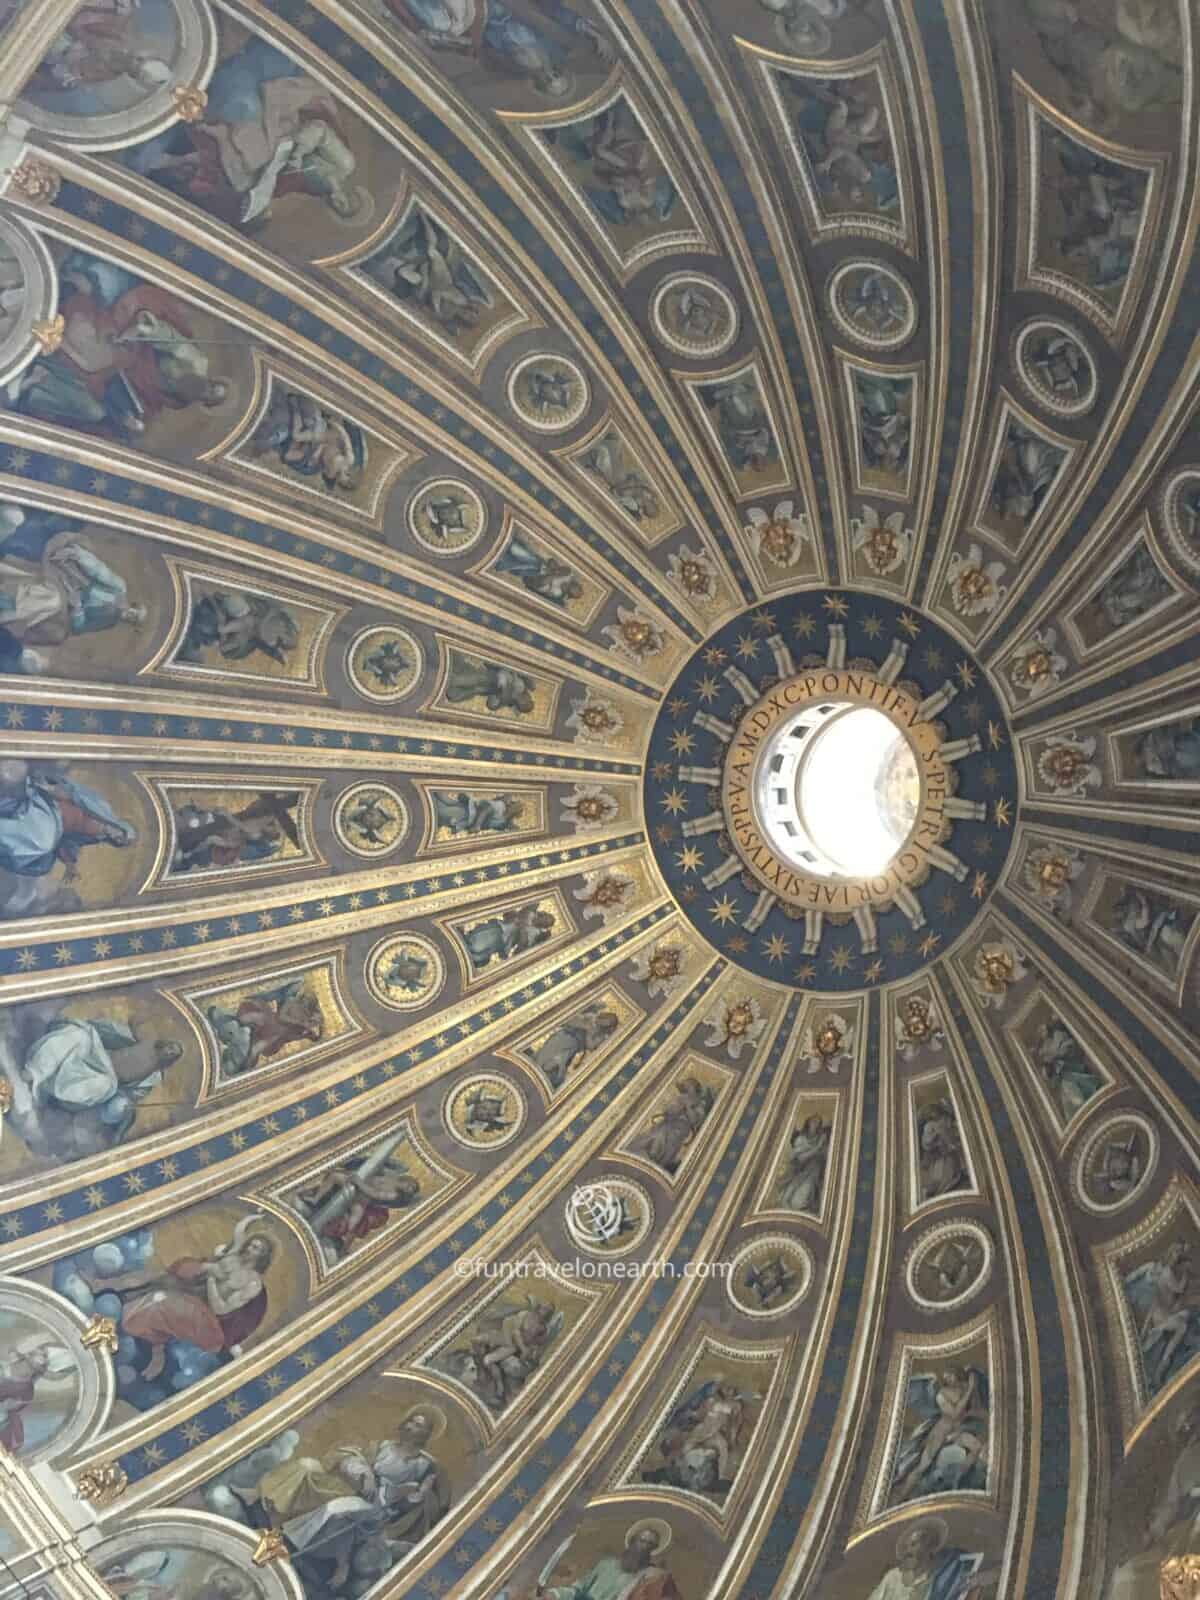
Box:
[80,1316,120,1355]
[75,1464,127,1507]
[251,1529,290,1567]
[1162,1557,1200,1599]
[8,158,60,204]
[31,313,64,353]
[171,85,208,123]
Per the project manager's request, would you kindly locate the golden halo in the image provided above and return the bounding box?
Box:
[625,1517,672,1555]
[894,1515,949,1559]
[398,1401,448,1441]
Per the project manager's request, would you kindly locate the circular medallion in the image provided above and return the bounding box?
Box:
[16,0,217,152]
[347,625,423,703]
[1072,1112,1158,1215]
[0,1278,112,1466]
[651,273,740,358]
[828,261,918,352]
[565,1176,655,1256]
[443,1073,526,1149]
[0,217,57,387]
[727,1234,813,1320]
[332,782,409,858]
[644,592,1018,989]
[366,934,445,1011]
[904,1221,993,1313]
[406,478,488,557]
[1013,319,1098,418]
[506,354,590,433]
[1159,468,1200,584]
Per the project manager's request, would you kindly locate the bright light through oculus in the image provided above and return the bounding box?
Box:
[797,707,920,877]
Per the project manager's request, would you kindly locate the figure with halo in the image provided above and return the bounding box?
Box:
[535,1519,682,1600]
[865,1519,996,1600]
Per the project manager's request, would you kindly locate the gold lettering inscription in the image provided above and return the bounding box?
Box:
[718,668,954,914]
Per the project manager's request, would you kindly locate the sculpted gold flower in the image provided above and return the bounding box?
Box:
[1036,734,1101,796]
[744,500,812,569]
[947,543,1007,617]
[970,940,1028,1005]
[171,84,208,122]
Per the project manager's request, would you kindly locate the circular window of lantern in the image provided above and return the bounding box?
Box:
[722,669,947,914]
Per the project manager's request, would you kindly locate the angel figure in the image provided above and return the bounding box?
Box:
[648,1377,755,1495]
[1111,885,1192,975]
[989,421,1064,524]
[462,902,555,968]
[890,1364,990,1502]
[580,434,662,522]
[179,588,299,667]
[91,1214,275,1380]
[445,654,536,716]
[495,532,583,606]
[857,375,911,476]
[207,978,324,1077]
[432,790,523,837]
[1137,719,1200,780]
[251,390,365,495]
[792,80,899,213]
[374,208,493,338]
[916,1099,969,1200]
[529,1002,620,1088]
[700,377,778,472]
[551,101,678,227]
[1125,1242,1200,1394]
[1053,136,1146,292]
[434,1296,563,1411]
[1098,543,1170,630]
[777,1115,831,1213]
[639,1076,714,1176]
[295,1139,420,1262]
[1032,1018,1101,1122]
[171,792,302,875]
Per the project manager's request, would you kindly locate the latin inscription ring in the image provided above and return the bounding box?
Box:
[722,669,948,912]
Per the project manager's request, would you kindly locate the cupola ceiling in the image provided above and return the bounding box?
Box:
[0,3,1197,1599]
